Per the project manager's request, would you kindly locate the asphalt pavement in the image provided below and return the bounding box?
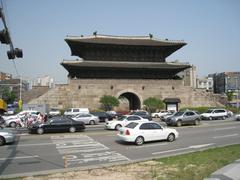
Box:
[0,119,240,179]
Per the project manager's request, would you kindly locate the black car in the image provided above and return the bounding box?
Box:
[29,116,85,134]
[130,111,152,120]
[91,112,114,122]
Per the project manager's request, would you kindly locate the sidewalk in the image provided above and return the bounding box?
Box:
[205,159,240,180]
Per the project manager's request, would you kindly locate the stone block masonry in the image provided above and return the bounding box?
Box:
[28,78,222,110]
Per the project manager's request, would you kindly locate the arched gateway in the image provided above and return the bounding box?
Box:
[60,33,191,110]
[118,92,141,110]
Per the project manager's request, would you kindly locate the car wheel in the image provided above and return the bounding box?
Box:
[176,120,182,127]
[154,115,159,118]
[10,122,16,128]
[37,128,44,135]
[69,127,76,133]
[0,136,5,146]
[167,133,175,142]
[194,119,200,125]
[222,116,226,120]
[115,124,122,130]
[89,120,95,125]
[209,117,213,121]
[135,136,144,145]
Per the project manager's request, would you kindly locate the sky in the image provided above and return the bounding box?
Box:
[0,0,240,83]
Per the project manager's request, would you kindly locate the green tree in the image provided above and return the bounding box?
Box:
[2,87,16,104]
[143,97,164,113]
[226,91,234,102]
[99,95,120,111]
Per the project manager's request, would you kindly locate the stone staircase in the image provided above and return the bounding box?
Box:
[28,84,70,109]
[22,86,50,103]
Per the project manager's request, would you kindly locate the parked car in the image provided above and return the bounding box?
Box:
[151,110,171,118]
[201,109,229,120]
[3,110,39,121]
[91,112,113,122]
[6,104,17,115]
[165,110,201,127]
[235,114,240,121]
[4,116,22,128]
[28,116,85,134]
[72,113,99,125]
[130,111,152,120]
[0,115,5,128]
[49,108,61,116]
[0,128,16,146]
[161,111,176,122]
[105,115,149,130]
[117,121,179,145]
[64,108,89,116]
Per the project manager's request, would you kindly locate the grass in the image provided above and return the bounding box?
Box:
[151,144,240,180]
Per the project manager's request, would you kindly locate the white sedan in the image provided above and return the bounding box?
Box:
[72,113,99,125]
[151,110,170,118]
[105,115,149,130]
[117,121,179,145]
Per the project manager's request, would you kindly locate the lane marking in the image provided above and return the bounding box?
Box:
[152,147,189,155]
[214,127,236,131]
[0,155,39,161]
[213,134,239,139]
[51,135,130,167]
[126,143,168,150]
[152,143,214,155]
[16,142,54,147]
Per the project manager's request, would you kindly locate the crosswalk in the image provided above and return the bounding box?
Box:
[51,135,129,167]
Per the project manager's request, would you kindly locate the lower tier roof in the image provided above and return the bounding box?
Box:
[61,60,190,79]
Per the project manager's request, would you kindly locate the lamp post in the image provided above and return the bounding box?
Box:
[235,77,239,113]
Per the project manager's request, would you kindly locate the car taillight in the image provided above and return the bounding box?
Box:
[125,129,130,135]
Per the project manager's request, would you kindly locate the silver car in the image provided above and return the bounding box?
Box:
[0,129,16,146]
[165,110,201,127]
[72,113,99,125]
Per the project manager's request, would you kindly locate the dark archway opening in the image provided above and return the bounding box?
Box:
[119,92,141,111]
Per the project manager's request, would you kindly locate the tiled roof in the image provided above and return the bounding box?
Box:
[65,34,186,46]
[61,60,190,69]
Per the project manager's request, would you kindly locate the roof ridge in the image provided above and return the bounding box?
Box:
[66,34,185,43]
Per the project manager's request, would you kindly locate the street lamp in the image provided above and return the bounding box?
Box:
[235,77,239,113]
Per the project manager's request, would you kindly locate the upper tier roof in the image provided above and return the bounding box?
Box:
[65,34,187,62]
[65,34,186,46]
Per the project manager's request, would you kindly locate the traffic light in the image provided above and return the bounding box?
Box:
[14,48,23,58]
[7,48,23,59]
[0,29,11,44]
[1,7,23,59]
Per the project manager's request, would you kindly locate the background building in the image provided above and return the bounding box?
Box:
[196,76,213,91]
[178,64,197,88]
[0,71,12,81]
[32,75,54,88]
[212,72,240,107]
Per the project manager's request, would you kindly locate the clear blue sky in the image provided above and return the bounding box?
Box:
[0,0,239,83]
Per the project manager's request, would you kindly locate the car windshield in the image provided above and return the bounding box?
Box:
[206,109,213,113]
[117,115,127,121]
[174,111,184,116]
[126,122,138,129]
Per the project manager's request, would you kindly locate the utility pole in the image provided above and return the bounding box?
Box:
[236,77,239,113]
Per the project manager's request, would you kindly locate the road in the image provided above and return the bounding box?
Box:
[0,119,240,178]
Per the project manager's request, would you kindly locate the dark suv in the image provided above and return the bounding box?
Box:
[130,111,152,120]
[165,110,201,127]
[91,112,114,122]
